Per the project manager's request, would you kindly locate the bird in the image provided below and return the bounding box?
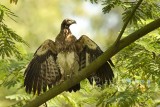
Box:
[24,18,114,95]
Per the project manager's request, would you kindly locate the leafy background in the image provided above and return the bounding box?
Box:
[0,0,160,107]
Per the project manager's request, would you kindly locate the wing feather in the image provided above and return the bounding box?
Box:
[25,59,39,93]
[24,39,61,95]
[76,35,114,86]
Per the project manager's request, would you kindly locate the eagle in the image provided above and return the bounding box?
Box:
[24,18,114,95]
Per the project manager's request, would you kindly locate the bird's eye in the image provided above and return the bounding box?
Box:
[68,20,71,23]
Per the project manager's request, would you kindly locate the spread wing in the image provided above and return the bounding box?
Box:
[24,39,61,95]
[76,35,114,86]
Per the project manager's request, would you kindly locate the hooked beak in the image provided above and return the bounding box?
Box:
[69,20,76,25]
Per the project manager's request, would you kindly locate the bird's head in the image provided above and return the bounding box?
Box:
[61,18,76,29]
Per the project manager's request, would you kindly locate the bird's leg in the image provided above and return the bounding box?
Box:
[58,68,65,84]
[44,102,47,107]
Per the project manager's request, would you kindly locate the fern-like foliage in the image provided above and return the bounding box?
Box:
[0,4,28,59]
[89,0,98,4]
[10,0,18,4]
[0,54,32,88]
[0,53,33,107]
[116,33,160,82]
[102,0,122,13]
[6,93,32,107]
[121,1,160,26]
[89,0,160,26]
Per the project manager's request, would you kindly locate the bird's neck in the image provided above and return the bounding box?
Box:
[56,26,72,44]
[55,26,76,52]
[60,26,72,36]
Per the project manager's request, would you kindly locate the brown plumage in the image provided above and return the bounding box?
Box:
[24,18,114,95]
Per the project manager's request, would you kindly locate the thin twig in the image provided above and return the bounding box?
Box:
[115,0,143,45]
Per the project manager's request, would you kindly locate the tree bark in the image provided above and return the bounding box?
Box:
[23,18,160,107]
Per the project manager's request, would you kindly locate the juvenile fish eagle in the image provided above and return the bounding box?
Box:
[24,18,114,95]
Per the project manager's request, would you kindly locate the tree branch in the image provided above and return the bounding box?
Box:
[23,18,160,107]
[115,0,143,44]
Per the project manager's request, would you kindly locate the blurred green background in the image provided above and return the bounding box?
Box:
[1,0,121,51]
